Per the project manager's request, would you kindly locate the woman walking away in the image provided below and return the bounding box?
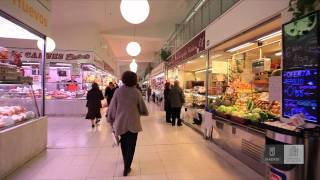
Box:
[86,82,104,128]
[164,82,172,123]
[169,80,185,126]
[108,71,149,176]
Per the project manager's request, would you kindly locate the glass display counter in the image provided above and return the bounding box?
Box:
[0,83,47,179]
[0,83,40,130]
[44,82,88,116]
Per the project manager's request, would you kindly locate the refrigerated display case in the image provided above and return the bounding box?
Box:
[0,83,40,129]
[0,82,47,179]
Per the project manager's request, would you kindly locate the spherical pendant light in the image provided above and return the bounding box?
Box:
[130,59,138,73]
[126,41,141,57]
[37,37,56,52]
[120,0,150,24]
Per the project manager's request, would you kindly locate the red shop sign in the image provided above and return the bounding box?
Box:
[168,31,205,67]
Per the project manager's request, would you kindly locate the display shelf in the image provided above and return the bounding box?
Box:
[0,83,40,130]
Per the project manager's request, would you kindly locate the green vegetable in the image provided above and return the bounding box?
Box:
[252,108,262,113]
[246,100,254,111]
[259,112,268,121]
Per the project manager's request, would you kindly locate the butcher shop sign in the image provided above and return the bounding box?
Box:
[5,48,93,62]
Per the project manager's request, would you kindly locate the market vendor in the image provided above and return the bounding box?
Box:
[67,76,78,92]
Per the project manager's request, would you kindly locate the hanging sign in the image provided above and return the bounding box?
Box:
[6,48,93,62]
[0,0,51,35]
[283,11,320,70]
[168,31,205,67]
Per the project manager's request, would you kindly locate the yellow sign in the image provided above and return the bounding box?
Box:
[11,0,48,27]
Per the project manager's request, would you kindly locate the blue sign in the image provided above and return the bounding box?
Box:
[282,69,319,123]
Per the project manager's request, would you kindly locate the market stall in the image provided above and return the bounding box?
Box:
[203,12,320,179]
[205,17,283,175]
[0,6,48,179]
[149,63,165,105]
[4,48,115,116]
[166,31,207,131]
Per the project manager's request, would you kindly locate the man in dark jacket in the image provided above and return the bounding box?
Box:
[105,82,115,106]
[169,81,185,126]
[163,82,171,123]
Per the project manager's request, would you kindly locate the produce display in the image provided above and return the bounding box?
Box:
[184,86,206,108]
[215,97,280,123]
[0,106,36,128]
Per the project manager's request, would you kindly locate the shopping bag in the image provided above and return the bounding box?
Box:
[111,131,120,147]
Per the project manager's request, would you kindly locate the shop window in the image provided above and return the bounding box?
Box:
[208,31,282,119]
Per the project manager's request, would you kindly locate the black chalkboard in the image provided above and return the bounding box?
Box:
[283,11,320,70]
[282,69,319,123]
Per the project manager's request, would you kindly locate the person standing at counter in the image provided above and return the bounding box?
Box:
[86,82,104,128]
[164,82,172,123]
[108,71,148,176]
[169,80,185,126]
[67,76,78,92]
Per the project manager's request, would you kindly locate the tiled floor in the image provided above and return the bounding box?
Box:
[5,103,263,180]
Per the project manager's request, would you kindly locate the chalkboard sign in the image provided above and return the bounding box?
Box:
[283,11,320,70]
[282,69,319,123]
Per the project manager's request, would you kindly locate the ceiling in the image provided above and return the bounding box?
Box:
[51,0,198,75]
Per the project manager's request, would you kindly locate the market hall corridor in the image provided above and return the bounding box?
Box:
[5,103,262,180]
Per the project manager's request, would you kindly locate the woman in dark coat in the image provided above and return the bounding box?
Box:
[164,82,171,123]
[86,82,104,128]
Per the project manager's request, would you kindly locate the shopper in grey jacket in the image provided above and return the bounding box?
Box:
[108,71,149,176]
[169,80,185,126]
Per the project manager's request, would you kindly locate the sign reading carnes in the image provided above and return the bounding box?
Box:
[0,0,51,35]
[168,31,205,67]
[6,48,93,62]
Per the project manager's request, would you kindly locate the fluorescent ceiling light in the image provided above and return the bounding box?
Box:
[275,52,282,56]
[22,62,40,65]
[155,73,164,78]
[56,63,71,66]
[210,54,222,59]
[49,66,70,69]
[226,42,254,52]
[195,69,211,74]
[0,16,41,40]
[257,30,282,41]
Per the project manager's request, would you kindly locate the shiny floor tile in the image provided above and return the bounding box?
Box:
[4,102,262,180]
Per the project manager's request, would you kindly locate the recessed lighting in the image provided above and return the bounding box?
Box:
[210,54,222,59]
[226,42,254,52]
[257,30,282,42]
[275,52,282,56]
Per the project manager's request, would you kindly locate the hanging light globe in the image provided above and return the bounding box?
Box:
[37,37,56,52]
[126,41,141,57]
[130,59,138,73]
[120,0,150,24]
